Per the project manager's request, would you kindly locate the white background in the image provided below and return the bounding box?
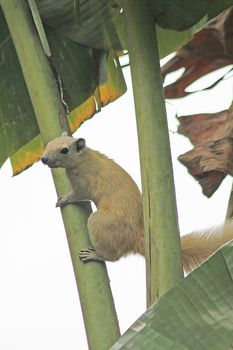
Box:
[0,62,233,349]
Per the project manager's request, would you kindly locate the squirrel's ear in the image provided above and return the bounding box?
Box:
[61,131,68,137]
[75,138,86,152]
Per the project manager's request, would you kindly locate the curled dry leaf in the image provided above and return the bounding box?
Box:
[178,109,230,145]
[162,7,233,196]
[162,7,233,98]
[178,104,233,196]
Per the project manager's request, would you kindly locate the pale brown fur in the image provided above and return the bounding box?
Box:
[41,134,233,273]
[181,222,233,273]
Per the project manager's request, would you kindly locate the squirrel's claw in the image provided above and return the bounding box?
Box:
[56,196,68,208]
[79,248,105,263]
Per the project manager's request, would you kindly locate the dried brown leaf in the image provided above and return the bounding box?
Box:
[162,7,233,98]
[178,109,230,145]
[179,105,233,196]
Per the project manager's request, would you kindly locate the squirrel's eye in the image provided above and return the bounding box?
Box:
[60,148,68,155]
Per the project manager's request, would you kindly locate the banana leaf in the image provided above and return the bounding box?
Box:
[1,0,233,174]
[0,6,126,173]
[110,241,233,350]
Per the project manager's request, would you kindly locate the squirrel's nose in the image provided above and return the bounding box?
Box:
[41,156,48,165]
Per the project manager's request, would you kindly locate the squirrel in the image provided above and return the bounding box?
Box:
[41,133,233,273]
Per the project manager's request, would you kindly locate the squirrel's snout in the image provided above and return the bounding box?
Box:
[41,156,48,165]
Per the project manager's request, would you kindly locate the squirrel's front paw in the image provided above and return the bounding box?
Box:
[56,196,69,208]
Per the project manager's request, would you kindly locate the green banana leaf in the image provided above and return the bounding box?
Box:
[0,6,126,173]
[1,0,233,174]
[110,241,233,350]
[36,0,233,50]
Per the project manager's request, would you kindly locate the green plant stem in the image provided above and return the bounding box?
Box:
[124,0,183,306]
[226,182,233,220]
[1,0,120,349]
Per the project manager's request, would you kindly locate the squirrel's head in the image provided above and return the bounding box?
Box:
[41,132,86,169]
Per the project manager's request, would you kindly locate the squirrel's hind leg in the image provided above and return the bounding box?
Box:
[86,211,128,262]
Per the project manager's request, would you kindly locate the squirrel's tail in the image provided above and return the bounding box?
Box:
[181,220,233,274]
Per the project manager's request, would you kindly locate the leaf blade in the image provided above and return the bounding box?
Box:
[110,243,233,350]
